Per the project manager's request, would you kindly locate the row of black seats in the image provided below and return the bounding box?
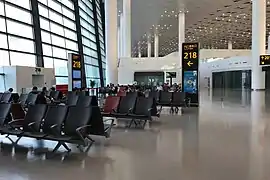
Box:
[0,103,114,154]
[102,95,157,128]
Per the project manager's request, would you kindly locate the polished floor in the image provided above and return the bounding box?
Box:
[1,89,270,180]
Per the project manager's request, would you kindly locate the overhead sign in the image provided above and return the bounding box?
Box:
[68,53,83,91]
[260,55,270,65]
[182,42,199,70]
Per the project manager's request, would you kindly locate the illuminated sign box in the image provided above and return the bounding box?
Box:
[260,55,270,65]
[182,43,199,70]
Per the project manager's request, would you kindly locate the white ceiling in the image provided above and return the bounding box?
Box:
[117,0,270,57]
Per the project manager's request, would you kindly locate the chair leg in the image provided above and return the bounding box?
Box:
[6,135,22,146]
[62,143,71,152]
[52,142,62,153]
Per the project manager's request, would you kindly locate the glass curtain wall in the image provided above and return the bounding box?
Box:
[38,0,78,85]
[95,0,106,85]
[0,0,36,68]
[0,0,105,90]
[78,0,101,87]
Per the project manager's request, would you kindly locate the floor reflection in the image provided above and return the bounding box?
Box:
[1,89,270,179]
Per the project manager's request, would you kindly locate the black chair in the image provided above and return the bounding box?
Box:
[1,93,12,103]
[50,91,60,100]
[171,92,188,113]
[0,103,12,127]
[19,94,28,106]
[66,94,79,106]
[88,106,114,138]
[44,106,93,153]
[25,93,38,106]
[76,96,93,107]
[157,91,173,112]
[11,93,20,103]
[127,97,153,128]
[2,104,47,145]
[111,95,136,117]
[0,93,3,101]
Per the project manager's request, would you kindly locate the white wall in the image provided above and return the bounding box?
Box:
[118,49,252,85]
[1,66,55,93]
[199,56,251,88]
[118,57,181,84]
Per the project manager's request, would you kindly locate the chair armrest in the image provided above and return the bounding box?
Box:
[147,108,153,112]
[112,109,117,113]
[76,125,92,142]
[128,108,133,113]
[103,118,115,126]
[28,119,42,132]
[8,119,24,129]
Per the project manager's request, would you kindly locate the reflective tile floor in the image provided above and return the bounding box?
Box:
[2,89,270,180]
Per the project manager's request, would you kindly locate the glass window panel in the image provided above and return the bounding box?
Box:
[42,44,52,56]
[48,0,61,12]
[51,35,65,47]
[62,6,75,20]
[39,18,50,30]
[49,10,63,24]
[56,77,68,84]
[50,22,64,35]
[41,30,51,43]
[6,0,31,10]
[63,18,76,30]
[0,50,10,66]
[65,39,78,51]
[65,0,74,10]
[52,47,66,59]
[38,0,48,5]
[5,4,32,24]
[38,4,48,18]
[64,28,77,40]
[54,59,68,76]
[0,18,6,32]
[8,36,34,53]
[0,1,4,15]
[7,20,33,39]
[10,52,35,67]
[44,57,54,68]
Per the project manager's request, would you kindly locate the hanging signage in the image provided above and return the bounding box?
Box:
[68,53,83,91]
[260,55,270,65]
[182,42,199,107]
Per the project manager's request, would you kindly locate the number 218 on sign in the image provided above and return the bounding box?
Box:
[184,52,197,59]
[73,61,81,69]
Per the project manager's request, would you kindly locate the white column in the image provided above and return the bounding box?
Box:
[251,0,266,90]
[123,0,131,57]
[267,34,270,54]
[105,0,118,84]
[138,41,141,58]
[147,36,151,57]
[118,26,121,58]
[120,13,124,58]
[178,12,185,70]
[154,32,159,57]
[228,41,232,50]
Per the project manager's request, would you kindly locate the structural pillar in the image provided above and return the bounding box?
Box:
[251,0,266,90]
[118,26,121,58]
[178,12,185,83]
[147,36,152,57]
[123,0,131,57]
[267,34,270,54]
[120,13,124,58]
[105,0,118,84]
[154,32,159,58]
[228,41,232,50]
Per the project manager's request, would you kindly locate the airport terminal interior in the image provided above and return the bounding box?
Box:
[1,0,270,179]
